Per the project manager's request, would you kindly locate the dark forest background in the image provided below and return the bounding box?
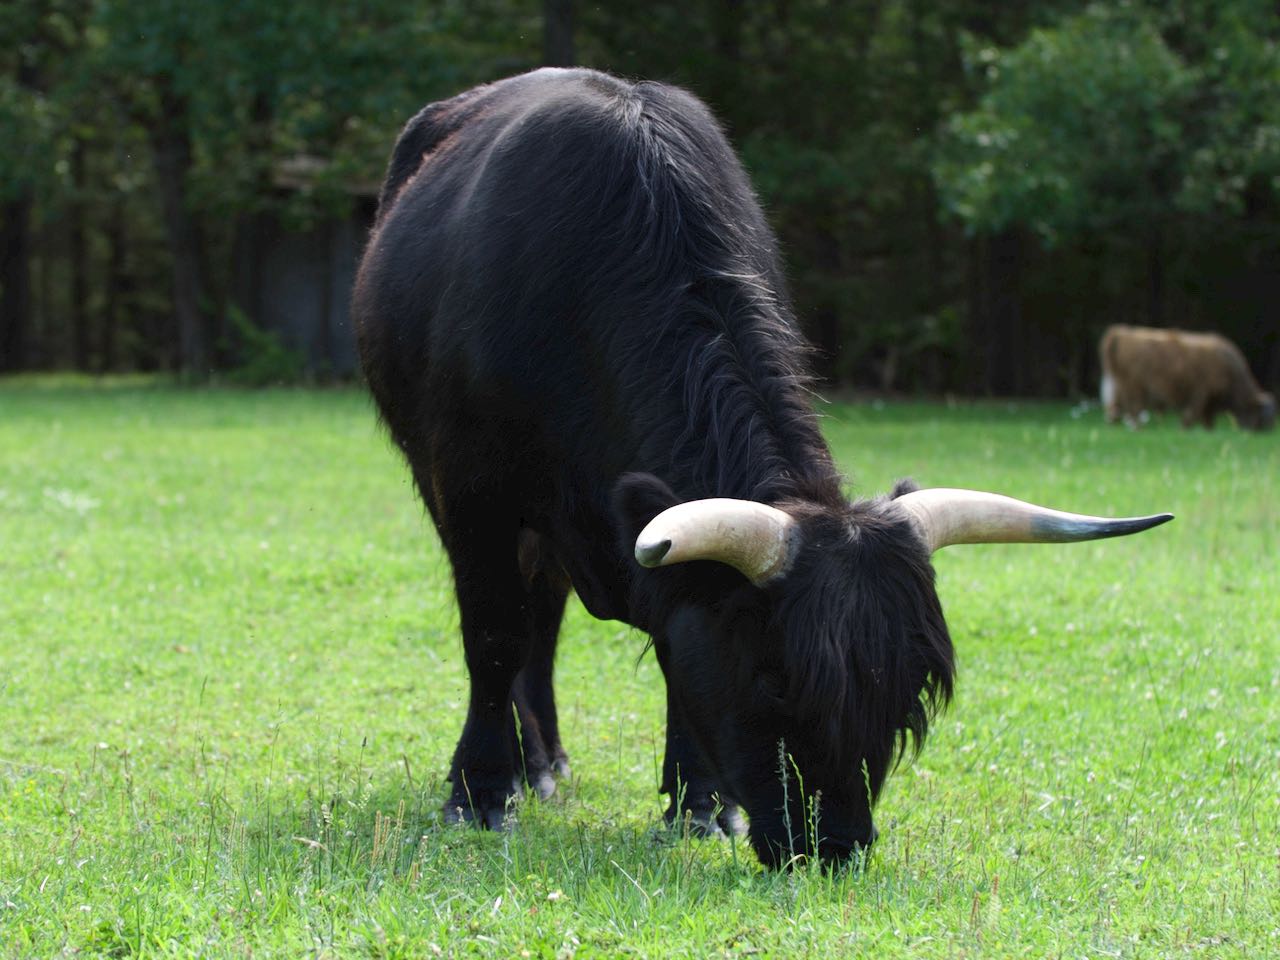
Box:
[2,0,1278,395]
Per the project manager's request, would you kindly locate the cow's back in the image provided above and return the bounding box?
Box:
[357,69,787,448]
[355,71,650,429]
[1103,326,1192,406]
[352,68,833,614]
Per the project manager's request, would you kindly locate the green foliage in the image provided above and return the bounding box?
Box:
[936,5,1193,242]
[0,382,1276,956]
[85,0,516,220]
[1167,0,1280,212]
[0,0,86,200]
[930,0,1280,395]
[0,61,62,204]
[937,0,1280,240]
[221,306,305,386]
[7,0,1280,390]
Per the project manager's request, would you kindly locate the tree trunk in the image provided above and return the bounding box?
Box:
[1146,224,1165,328]
[70,138,90,370]
[966,234,986,394]
[0,194,33,372]
[707,0,743,122]
[102,195,127,372]
[151,78,210,375]
[228,90,275,368]
[543,0,575,66]
[985,229,1023,396]
[1243,176,1280,389]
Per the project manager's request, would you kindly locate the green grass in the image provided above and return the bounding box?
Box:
[1,380,1276,958]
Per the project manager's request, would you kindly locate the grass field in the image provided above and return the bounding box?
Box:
[1,380,1276,958]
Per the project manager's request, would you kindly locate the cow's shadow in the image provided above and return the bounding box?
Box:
[214,769,786,894]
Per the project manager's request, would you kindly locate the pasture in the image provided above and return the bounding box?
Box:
[1,381,1276,958]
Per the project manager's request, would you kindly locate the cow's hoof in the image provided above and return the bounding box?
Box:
[666,802,747,839]
[529,771,557,801]
[715,805,747,837]
[517,751,568,800]
[443,787,517,830]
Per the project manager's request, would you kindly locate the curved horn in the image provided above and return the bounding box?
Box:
[895,487,1173,554]
[634,499,799,584]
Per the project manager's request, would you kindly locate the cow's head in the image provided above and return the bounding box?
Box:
[1241,391,1276,431]
[616,474,1171,869]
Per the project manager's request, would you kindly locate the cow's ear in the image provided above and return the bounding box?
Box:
[890,477,921,498]
[612,472,680,546]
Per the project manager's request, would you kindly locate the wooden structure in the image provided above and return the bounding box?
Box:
[233,157,379,378]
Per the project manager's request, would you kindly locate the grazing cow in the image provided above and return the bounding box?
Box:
[1100,324,1276,431]
[353,69,1171,868]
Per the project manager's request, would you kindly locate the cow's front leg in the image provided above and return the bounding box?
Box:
[506,555,573,803]
[442,522,576,826]
[508,541,572,802]
[658,674,746,838]
[445,643,526,829]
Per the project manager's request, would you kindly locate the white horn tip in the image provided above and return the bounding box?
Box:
[635,537,673,567]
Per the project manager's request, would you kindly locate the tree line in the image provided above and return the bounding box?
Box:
[2,0,1278,395]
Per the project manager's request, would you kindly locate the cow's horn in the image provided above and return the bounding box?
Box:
[895,487,1173,553]
[634,499,799,584]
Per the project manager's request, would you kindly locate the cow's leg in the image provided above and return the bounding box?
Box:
[655,660,746,838]
[1197,396,1219,429]
[443,551,532,827]
[1114,383,1142,428]
[1101,373,1119,423]
[415,469,540,830]
[1181,397,1214,429]
[510,530,572,799]
[405,448,569,826]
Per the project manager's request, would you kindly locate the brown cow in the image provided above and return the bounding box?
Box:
[1100,325,1276,431]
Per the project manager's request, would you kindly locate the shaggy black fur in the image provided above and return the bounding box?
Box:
[354,68,955,866]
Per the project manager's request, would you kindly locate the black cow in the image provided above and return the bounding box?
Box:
[353,68,1171,867]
